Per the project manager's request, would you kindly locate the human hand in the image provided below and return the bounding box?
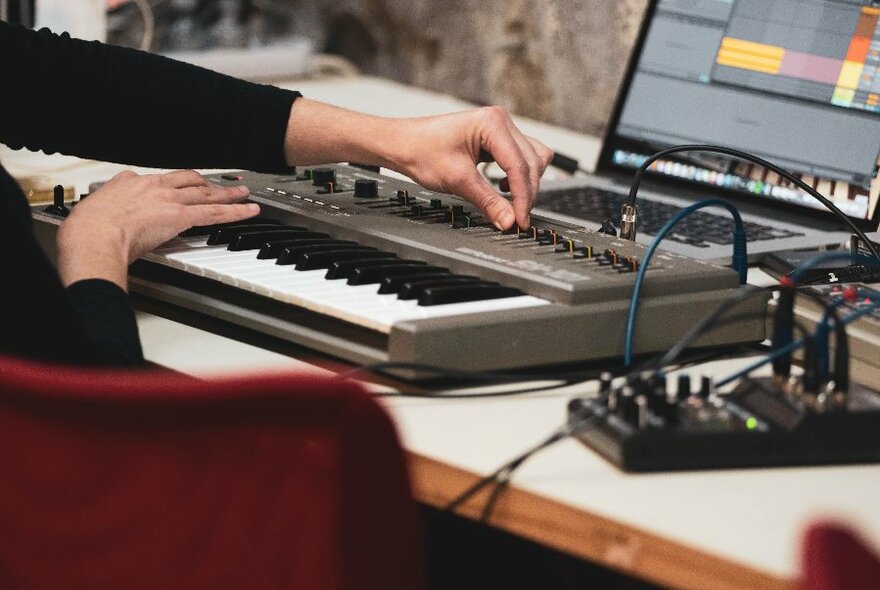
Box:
[384,107,553,230]
[57,169,257,290]
[284,99,552,230]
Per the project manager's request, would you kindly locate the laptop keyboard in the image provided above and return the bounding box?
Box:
[537,186,804,248]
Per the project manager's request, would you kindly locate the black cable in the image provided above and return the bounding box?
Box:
[337,348,750,400]
[626,144,880,262]
[444,415,599,519]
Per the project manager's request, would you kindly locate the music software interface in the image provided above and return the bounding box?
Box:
[611,0,880,221]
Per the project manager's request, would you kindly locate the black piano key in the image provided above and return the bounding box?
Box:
[397,277,487,300]
[418,285,522,306]
[181,218,280,238]
[295,249,396,271]
[257,237,345,259]
[325,258,418,281]
[207,224,290,246]
[276,243,370,265]
[347,263,444,285]
[227,228,314,251]
[377,271,457,294]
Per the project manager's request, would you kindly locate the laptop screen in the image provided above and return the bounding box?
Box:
[599,0,880,225]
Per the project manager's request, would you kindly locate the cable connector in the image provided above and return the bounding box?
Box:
[620,203,638,241]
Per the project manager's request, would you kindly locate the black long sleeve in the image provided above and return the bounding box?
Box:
[0,21,301,366]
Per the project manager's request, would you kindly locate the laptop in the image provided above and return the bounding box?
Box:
[534,0,880,263]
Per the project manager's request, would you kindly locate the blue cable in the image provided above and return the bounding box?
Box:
[716,299,880,388]
[814,296,849,381]
[623,199,747,367]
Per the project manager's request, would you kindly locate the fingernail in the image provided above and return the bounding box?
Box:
[247,203,260,213]
[238,185,250,195]
[494,209,515,230]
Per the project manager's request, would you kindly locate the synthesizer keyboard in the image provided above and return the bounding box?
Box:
[32,164,768,372]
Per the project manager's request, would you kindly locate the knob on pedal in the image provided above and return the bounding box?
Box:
[312,168,337,187]
[43,185,70,218]
[354,179,379,199]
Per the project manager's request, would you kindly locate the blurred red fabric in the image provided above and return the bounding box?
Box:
[800,521,880,590]
[0,355,422,589]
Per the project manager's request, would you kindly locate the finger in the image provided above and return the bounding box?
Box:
[477,107,533,229]
[452,166,516,230]
[174,184,249,205]
[526,137,554,171]
[161,169,209,189]
[184,202,260,227]
[503,123,543,225]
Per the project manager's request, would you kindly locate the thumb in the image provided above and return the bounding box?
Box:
[453,167,517,230]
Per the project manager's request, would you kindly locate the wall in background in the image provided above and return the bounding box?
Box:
[108,0,648,137]
[288,0,648,136]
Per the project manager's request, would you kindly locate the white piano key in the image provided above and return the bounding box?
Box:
[147,237,549,334]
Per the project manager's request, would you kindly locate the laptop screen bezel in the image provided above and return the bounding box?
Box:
[595,0,879,231]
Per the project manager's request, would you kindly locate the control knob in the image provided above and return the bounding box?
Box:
[311,168,337,187]
[354,179,379,199]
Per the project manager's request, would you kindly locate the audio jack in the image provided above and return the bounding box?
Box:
[620,203,638,241]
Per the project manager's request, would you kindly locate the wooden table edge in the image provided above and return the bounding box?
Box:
[407,452,793,590]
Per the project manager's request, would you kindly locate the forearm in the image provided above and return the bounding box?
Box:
[284,99,404,169]
[57,224,129,291]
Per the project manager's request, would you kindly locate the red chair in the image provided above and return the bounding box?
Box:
[0,355,423,590]
[800,521,880,590]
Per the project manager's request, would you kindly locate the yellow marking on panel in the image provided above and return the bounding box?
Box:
[717,53,781,74]
[836,60,864,89]
[720,37,786,60]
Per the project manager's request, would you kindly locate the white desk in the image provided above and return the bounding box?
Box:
[6,75,880,590]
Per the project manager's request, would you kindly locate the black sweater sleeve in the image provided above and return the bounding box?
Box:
[0,21,302,366]
[0,20,300,172]
[66,279,144,367]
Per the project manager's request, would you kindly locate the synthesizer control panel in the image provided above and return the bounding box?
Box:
[32,164,768,372]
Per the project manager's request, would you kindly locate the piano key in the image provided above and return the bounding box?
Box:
[398,277,488,300]
[207,224,291,245]
[276,243,374,265]
[258,238,352,259]
[347,263,444,285]
[295,249,398,271]
[180,218,281,238]
[145,235,550,333]
[227,228,316,251]
[325,258,421,281]
[377,271,455,294]
[418,285,523,306]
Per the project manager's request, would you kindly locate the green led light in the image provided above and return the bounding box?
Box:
[746,417,758,430]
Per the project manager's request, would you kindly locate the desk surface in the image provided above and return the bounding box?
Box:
[6,75,880,590]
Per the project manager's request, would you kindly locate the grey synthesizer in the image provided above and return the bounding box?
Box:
[32,164,768,371]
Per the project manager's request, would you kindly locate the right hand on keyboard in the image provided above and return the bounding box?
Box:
[283,99,552,231]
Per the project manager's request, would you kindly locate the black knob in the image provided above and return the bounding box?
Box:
[430,198,443,209]
[698,376,712,399]
[410,204,424,217]
[43,184,70,218]
[312,168,336,187]
[396,190,410,206]
[598,371,613,395]
[617,386,639,423]
[599,218,617,236]
[676,374,691,401]
[354,179,379,199]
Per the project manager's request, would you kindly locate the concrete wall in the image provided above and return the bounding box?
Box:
[286,0,648,136]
